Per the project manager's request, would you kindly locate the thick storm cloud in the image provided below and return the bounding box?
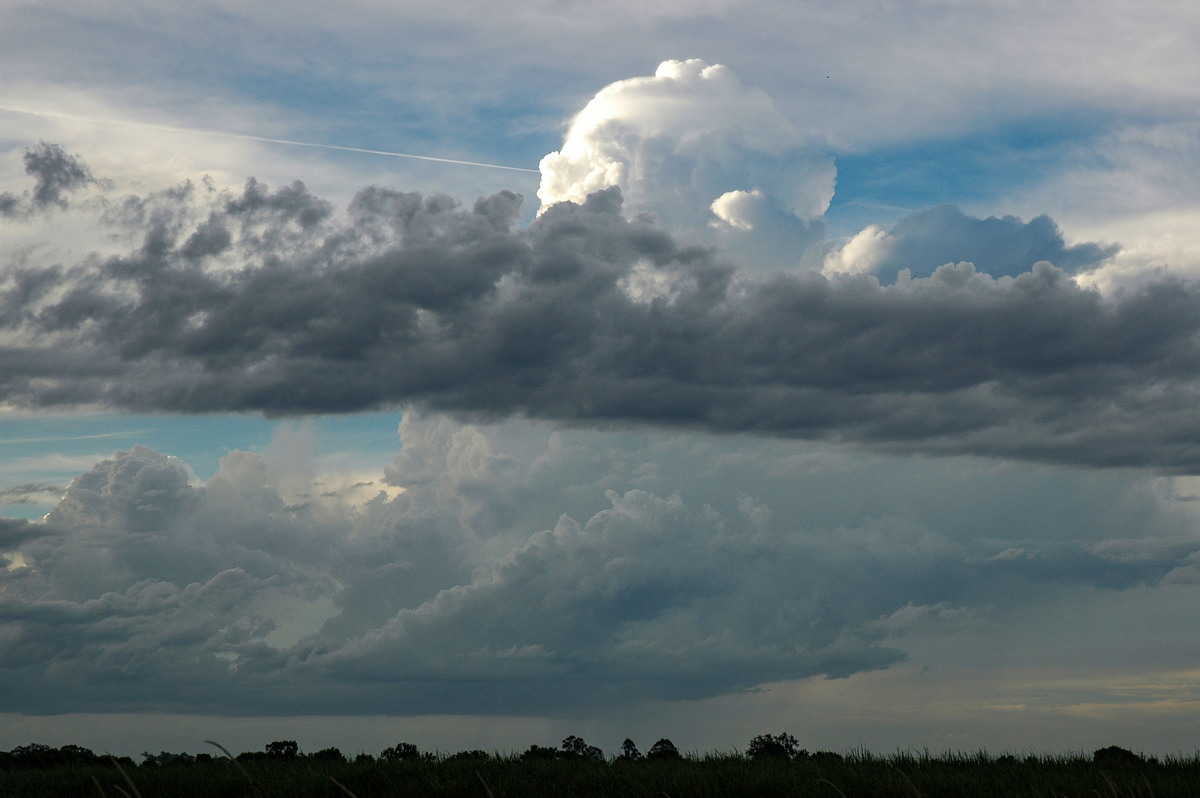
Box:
[2,152,1200,470]
[2,414,1196,716]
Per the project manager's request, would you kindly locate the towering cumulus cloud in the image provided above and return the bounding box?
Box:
[538,59,834,265]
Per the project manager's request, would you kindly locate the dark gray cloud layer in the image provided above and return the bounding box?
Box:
[2,153,1199,469]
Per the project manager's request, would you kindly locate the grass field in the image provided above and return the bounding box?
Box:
[0,741,1194,797]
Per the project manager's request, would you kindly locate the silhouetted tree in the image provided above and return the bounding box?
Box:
[380,742,421,761]
[446,750,491,762]
[746,732,800,761]
[264,740,299,759]
[521,745,559,761]
[647,739,680,760]
[58,745,99,764]
[561,735,604,760]
[10,744,64,769]
[811,751,844,763]
[142,751,195,766]
[310,747,346,762]
[618,739,642,762]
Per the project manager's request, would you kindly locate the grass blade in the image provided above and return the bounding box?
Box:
[330,776,358,797]
[108,755,142,798]
[206,740,265,796]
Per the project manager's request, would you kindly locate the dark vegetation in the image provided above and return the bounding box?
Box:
[0,737,1191,797]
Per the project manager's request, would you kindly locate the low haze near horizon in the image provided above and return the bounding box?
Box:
[4,0,1200,760]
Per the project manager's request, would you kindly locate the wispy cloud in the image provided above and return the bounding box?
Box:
[0,483,64,506]
[0,106,540,174]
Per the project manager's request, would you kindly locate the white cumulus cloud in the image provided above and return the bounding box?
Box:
[537,59,835,268]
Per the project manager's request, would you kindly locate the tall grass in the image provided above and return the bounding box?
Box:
[0,748,1195,797]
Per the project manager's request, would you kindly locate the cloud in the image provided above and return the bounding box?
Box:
[0,516,54,550]
[0,483,63,507]
[7,1,1199,158]
[823,204,1118,281]
[2,0,1199,752]
[0,142,95,217]
[1024,121,1200,226]
[1006,121,1200,293]
[538,59,833,266]
[3,154,1200,469]
[3,411,1197,716]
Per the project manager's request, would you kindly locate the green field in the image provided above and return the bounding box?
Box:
[0,740,1192,797]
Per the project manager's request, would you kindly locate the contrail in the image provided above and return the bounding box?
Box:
[0,105,540,174]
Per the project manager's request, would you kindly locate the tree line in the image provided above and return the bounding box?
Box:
[0,736,1154,771]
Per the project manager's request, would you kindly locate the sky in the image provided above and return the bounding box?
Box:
[3,0,1200,760]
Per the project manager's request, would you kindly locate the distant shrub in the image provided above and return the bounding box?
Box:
[521,745,560,761]
[445,750,490,762]
[811,751,844,764]
[1093,746,1144,767]
[310,747,346,762]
